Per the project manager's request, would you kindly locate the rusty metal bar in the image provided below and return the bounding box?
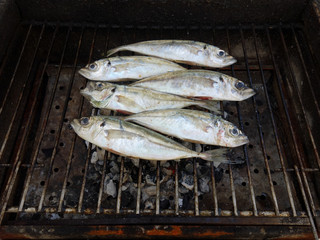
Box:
[135,160,142,214]
[0,163,44,168]
[156,161,161,215]
[252,25,297,216]
[59,26,98,212]
[294,165,319,239]
[0,24,46,224]
[38,26,85,212]
[174,161,179,215]
[193,158,199,216]
[210,162,219,216]
[0,24,32,115]
[279,26,320,168]
[116,156,124,214]
[0,24,45,161]
[274,168,320,172]
[278,26,318,216]
[291,26,320,119]
[97,152,107,214]
[226,27,258,216]
[77,108,96,213]
[18,26,71,212]
[240,25,280,215]
[266,27,317,216]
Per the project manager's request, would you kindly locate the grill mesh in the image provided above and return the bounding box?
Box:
[0,22,320,238]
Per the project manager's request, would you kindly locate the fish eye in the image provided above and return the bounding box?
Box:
[218,50,225,57]
[97,82,103,88]
[229,128,239,136]
[219,76,224,82]
[80,117,89,125]
[235,81,245,89]
[89,63,97,70]
[100,121,106,127]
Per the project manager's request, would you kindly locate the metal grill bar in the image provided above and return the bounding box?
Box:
[294,165,319,239]
[38,26,85,212]
[210,162,219,216]
[267,27,317,217]
[252,26,297,216]
[156,161,161,215]
[290,26,320,118]
[193,158,199,216]
[116,156,124,214]
[174,161,179,215]
[240,26,280,215]
[18,26,71,212]
[0,24,44,161]
[0,24,46,224]
[226,28,258,216]
[0,24,32,115]
[136,161,142,214]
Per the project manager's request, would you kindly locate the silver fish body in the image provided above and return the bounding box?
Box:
[80,82,221,114]
[78,56,185,81]
[131,70,256,101]
[124,109,249,147]
[107,40,236,68]
[71,116,234,163]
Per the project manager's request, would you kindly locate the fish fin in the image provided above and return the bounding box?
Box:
[107,46,126,57]
[200,148,245,165]
[116,95,141,113]
[196,100,223,115]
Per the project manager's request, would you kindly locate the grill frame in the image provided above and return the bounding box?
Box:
[0,22,320,239]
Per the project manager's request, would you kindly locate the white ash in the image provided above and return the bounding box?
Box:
[145,200,155,210]
[130,158,140,168]
[145,174,156,185]
[104,179,117,198]
[90,151,99,164]
[142,185,156,202]
[96,147,105,161]
[199,176,210,193]
[110,161,119,175]
[181,173,194,191]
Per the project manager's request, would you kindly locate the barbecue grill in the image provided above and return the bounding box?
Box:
[1,0,320,239]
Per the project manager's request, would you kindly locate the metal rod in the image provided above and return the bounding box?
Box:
[0,24,33,115]
[266,27,317,216]
[193,158,199,216]
[175,161,179,215]
[226,27,258,216]
[18,26,71,212]
[0,24,47,223]
[279,26,320,170]
[156,161,161,215]
[239,25,280,215]
[135,160,142,214]
[294,165,319,239]
[0,24,45,161]
[210,162,219,216]
[96,152,107,213]
[291,26,320,119]
[38,26,85,212]
[59,26,98,212]
[252,25,297,216]
[0,163,44,168]
[116,156,124,214]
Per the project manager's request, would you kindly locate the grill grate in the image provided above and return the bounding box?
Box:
[0,22,320,239]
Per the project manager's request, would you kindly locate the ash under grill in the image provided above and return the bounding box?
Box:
[1,22,320,239]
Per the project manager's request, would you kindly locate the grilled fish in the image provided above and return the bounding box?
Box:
[78,56,185,81]
[124,109,249,147]
[130,70,256,101]
[71,116,242,164]
[80,82,221,114]
[107,40,236,68]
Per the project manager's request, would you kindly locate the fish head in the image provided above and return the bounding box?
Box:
[218,74,256,101]
[80,82,116,107]
[213,118,249,147]
[79,59,112,80]
[71,116,110,145]
[208,45,237,67]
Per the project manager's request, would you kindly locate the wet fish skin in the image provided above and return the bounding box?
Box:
[70,116,241,165]
[107,40,236,68]
[78,56,185,81]
[123,109,249,147]
[131,70,256,101]
[80,81,221,114]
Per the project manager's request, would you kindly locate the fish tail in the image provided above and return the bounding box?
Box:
[107,46,126,56]
[200,148,244,165]
[196,100,223,115]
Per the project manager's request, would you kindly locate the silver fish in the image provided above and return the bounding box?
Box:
[124,109,249,147]
[70,116,243,164]
[78,56,185,81]
[130,70,256,101]
[107,40,236,68]
[80,82,221,114]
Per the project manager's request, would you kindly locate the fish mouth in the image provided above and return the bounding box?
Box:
[78,68,90,78]
[70,119,81,132]
[231,135,250,147]
[80,88,92,100]
[241,87,256,100]
[223,56,237,66]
